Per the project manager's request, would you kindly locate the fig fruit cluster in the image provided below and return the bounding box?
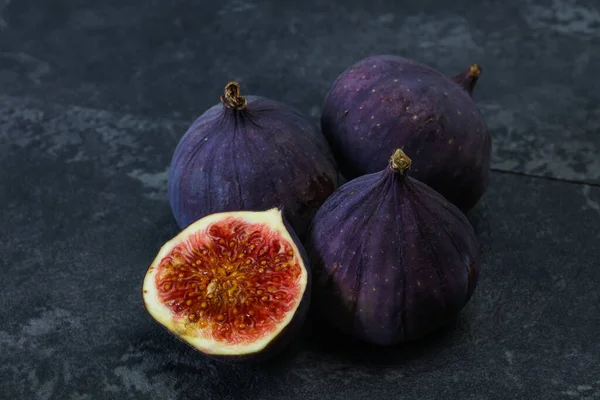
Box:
[142,55,490,361]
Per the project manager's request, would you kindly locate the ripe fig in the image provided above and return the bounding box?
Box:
[168,82,338,239]
[321,55,491,211]
[307,149,480,345]
[142,208,311,361]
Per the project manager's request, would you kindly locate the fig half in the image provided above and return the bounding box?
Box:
[143,208,310,361]
[321,55,491,211]
[307,149,480,345]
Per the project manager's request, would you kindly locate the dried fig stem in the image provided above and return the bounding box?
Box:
[389,149,412,173]
[468,64,481,78]
[220,81,248,110]
[452,64,481,96]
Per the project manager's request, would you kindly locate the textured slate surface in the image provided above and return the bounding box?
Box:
[1,0,600,183]
[1,0,600,399]
[1,95,600,400]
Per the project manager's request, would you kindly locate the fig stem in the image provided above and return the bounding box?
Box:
[452,64,481,96]
[220,81,248,110]
[389,149,412,173]
[468,64,481,78]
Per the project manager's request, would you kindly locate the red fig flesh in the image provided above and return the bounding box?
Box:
[143,208,310,359]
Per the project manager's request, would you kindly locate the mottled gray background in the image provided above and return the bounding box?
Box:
[1,0,599,399]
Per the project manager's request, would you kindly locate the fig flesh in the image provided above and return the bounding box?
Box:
[168,82,338,239]
[307,149,480,345]
[143,208,310,361]
[321,55,491,211]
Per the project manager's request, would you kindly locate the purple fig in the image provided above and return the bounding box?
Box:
[169,82,338,239]
[321,55,491,211]
[307,149,480,345]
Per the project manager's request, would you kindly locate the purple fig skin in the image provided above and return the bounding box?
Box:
[168,82,338,239]
[307,149,480,345]
[321,55,492,211]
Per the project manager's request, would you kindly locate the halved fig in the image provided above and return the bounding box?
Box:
[142,208,310,361]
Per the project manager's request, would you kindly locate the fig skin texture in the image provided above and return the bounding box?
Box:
[307,149,480,345]
[169,82,338,239]
[142,208,311,363]
[321,55,491,211]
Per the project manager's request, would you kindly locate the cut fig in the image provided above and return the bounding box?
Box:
[142,208,310,361]
[307,149,481,345]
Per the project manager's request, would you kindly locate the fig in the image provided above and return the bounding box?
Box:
[142,208,311,361]
[168,82,338,239]
[321,55,491,211]
[307,149,480,345]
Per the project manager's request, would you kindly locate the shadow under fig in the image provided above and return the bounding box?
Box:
[134,320,279,400]
[466,202,493,255]
[292,309,474,367]
[133,301,477,400]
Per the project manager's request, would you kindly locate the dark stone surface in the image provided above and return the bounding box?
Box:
[1,0,600,183]
[1,0,599,399]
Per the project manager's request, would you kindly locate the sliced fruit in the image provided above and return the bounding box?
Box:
[143,208,310,360]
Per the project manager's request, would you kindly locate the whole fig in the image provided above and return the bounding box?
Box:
[307,149,480,345]
[169,82,338,239]
[321,55,491,211]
